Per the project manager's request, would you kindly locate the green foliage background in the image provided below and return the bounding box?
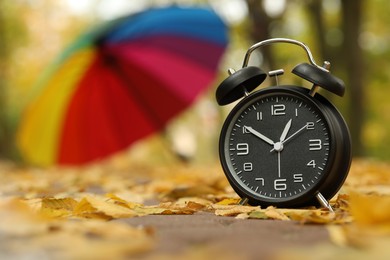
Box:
[1,0,390,163]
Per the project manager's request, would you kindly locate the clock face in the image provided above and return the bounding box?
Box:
[220,87,335,206]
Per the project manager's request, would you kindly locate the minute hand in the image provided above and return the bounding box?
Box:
[270,123,308,152]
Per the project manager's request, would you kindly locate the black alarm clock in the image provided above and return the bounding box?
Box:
[216,38,351,211]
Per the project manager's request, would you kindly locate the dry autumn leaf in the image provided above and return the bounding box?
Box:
[216,198,241,205]
[286,209,344,224]
[105,193,144,209]
[73,196,137,219]
[264,206,290,220]
[349,192,390,227]
[213,204,258,217]
[40,197,78,218]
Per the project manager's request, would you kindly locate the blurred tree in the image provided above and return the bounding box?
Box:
[341,0,365,156]
[0,1,23,159]
[306,0,365,156]
[305,0,337,65]
[245,0,278,69]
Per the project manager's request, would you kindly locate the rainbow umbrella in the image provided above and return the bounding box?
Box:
[17,6,228,166]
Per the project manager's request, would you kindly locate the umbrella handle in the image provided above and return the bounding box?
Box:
[241,38,328,73]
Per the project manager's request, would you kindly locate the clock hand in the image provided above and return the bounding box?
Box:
[245,126,274,146]
[277,151,281,178]
[270,123,308,152]
[282,123,308,144]
[280,119,292,142]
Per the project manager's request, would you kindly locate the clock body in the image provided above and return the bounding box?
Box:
[219,86,351,207]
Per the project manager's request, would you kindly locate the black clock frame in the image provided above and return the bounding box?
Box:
[219,86,352,208]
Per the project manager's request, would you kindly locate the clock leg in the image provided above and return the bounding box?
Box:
[315,192,334,212]
[239,197,249,205]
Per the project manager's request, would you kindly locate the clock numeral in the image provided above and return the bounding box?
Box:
[242,126,250,134]
[293,173,303,183]
[243,162,253,172]
[307,160,316,168]
[256,111,263,121]
[236,143,249,155]
[306,122,315,130]
[274,179,287,191]
[309,139,322,151]
[255,177,264,186]
[271,104,286,116]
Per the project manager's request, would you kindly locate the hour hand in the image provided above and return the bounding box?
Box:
[280,119,292,142]
[244,126,274,146]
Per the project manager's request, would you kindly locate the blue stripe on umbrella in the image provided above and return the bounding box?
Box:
[103,6,228,46]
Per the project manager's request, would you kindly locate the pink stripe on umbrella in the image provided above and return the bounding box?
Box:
[106,41,218,102]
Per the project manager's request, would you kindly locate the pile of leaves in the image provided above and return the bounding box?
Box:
[1,158,390,258]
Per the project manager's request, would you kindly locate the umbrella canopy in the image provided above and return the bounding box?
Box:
[17,6,228,166]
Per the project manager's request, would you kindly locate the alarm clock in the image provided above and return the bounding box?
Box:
[216,38,351,211]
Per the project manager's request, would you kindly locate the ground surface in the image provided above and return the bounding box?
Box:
[0,159,390,259]
[121,213,330,259]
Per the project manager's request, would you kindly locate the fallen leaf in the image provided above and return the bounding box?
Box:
[40,197,78,218]
[105,193,143,209]
[286,209,341,224]
[245,207,290,220]
[216,198,241,205]
[175,197,213,210]
[349,192,390,228]
[156,201,196,215]
[332,193,350,211]
[247,210,268,220]
[73,196,137,219]
[213,204,258,217]
[264,206,290,220]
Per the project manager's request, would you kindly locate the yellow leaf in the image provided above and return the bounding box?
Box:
[155,202,195,215]
[264,206,290,220]
[350,192,390,227]
[216,198,241,205]
[40,197,78,218]
[186,201,207,211]
[73,198,111,220]
[41,197,78,210]
[133,206,168,216]
[247,207,290,220]
[73,196,136,219]
[214,205,258,217]
[285,208,351,224]
[105,193,143,209]
[332,194,350,211]
[174,197,212,210]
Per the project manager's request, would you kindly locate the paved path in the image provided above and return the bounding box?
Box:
[121,212,330,259]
